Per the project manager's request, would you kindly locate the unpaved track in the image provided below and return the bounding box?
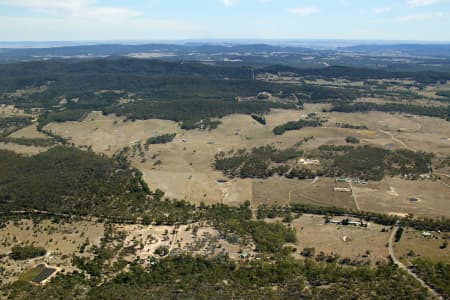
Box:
[379,129,449,190]
[310,176,319,185]
[388,227,443,300]
[379,129,416,152]
[433,173,450,189]
[349,182,361,211]
[169,226,179,254]
[434,172,450,178]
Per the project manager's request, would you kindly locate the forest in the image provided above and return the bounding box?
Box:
[214,145,432,181]
[412,258,450,298]
[436,90,450,98]
[4,254,431,300]
[329,102,450,121]
[10,245,47,260]
[0,147,149,216]
[145,133,176,145]
[214,145,304,179]
[105,99,295,128]
[2,58,448,132]
[259,64,450,84]
[320,145,432,180]
[273,115,325,135]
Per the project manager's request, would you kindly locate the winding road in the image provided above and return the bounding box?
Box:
[388,227,443,300]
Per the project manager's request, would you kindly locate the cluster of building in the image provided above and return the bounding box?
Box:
[325,218,368,228]
[335,177,368,185]
[298,158,320,165]
[0,104,20,113]
[258,72,299,81]
[334,187,352,193]
[421,231,432,238]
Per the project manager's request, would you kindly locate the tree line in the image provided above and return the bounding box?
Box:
[329,102,450,121]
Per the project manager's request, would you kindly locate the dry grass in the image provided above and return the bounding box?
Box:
[117,223,254,263]
[9,124,49,139]
[328,111,450,156]
[395,229,450,264]
[44,107,450,218]
[0,142,48,155]
[253,176,356,209]
[0,219,104,285]
[353,177,450,218]
[289,214,391,264]
[0,105,29,117]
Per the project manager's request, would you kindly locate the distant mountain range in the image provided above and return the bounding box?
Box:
[0,41,450,71]
[338,44,450,57]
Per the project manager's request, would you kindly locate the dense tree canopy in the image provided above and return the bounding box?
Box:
[0,147,149,215]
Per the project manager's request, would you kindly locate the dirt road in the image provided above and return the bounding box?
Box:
[379,129,416,152]
[388,227,443,300]
[349,182,361,211]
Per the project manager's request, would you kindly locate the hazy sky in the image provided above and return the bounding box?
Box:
[0,0,449,41]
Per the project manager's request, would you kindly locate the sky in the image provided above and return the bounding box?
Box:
[0,0,449,42]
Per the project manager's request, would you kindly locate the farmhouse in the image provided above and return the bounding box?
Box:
[348,221,364,227]
[299,158,320,165]
[328,220,341,225]
[258,72,279,80]
[256,91,272,99]
[336,177,349,183]
[421,231,432,238]
[334,187,352,192]
[419,173,432,179]
[325,218,367,227]
[335,177,368,185]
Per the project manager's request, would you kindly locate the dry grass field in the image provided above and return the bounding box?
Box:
[42,106,449,217]
[329,111,450,156]
[253,176,356,209]
[0,109,49,155]
[9,124,49,139]
[0,105,29,117]
[394,229,450,264]
[287,214,391,264]
[353,177,450,218]
[0,142,49,155]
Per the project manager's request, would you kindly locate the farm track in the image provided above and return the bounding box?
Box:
[388,227,443,300]
[349,182,361,211]
[378,129,450,189]
[378,129,416,152]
